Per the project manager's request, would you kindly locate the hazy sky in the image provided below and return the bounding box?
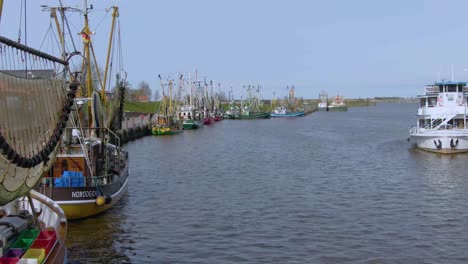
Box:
[2,0,468,99]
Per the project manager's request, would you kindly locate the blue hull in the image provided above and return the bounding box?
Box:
[270,111,305,117]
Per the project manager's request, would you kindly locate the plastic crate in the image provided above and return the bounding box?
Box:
[10,239,33,251]
[30,239,54,256]
[36,231,56,243]
[0,257,20,264]
[18,230,39,241]
[21,249,44,264]
[2,248,23,258]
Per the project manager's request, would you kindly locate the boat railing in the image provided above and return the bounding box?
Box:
[409,125,420,134]
[67,127,121,148]
[38,174,114,193]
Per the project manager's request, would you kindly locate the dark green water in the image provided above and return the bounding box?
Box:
[67,103,468,263]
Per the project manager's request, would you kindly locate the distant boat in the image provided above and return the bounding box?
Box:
[409,81,468,154]
[238,85,271,119]
[328,95,348,112]
[178,105,204,129]
[239,106,271,119]
[152,78,183,135]
[223,101,240,119]
[318,90,328,111]
[270,106,305,117]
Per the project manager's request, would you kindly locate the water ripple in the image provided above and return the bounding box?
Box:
[68,104,468,263]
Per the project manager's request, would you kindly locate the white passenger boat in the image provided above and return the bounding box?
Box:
[409,81,468,154]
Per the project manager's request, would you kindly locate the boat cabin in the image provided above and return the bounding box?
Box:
[418,81,467,108]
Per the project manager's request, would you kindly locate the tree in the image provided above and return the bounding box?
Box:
[217,91,227,101]
[137,81,152,99]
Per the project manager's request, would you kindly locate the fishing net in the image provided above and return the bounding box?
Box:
[0,36,78,205]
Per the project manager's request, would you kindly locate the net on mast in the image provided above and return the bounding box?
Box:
[0,36,78,205]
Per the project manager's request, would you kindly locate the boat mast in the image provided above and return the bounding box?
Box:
[169,79,173,115]
[0,0,4,25]
[50,8,66,60]
[102,6,119,100]
[83,0,93,130]
[189,72,193,107]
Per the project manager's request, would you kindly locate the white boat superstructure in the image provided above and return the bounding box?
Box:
[409,81,468,153]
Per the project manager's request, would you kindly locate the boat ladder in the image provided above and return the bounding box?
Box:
[431,112,458,129]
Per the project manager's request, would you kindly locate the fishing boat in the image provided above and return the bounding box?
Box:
[203,110,215,125]
[214,114,223,122]
[0,30,67,263]
[409,81,468,154]
[270,86,305,117]
[223,101,241,119]
[318,90,329,111]
[152,77,183,135]
[239,106,271,119]
[328,94,348,112]
[178,106,204,129]
[34,4,130,219]
[238,85,271,119]
[271,106,305,117]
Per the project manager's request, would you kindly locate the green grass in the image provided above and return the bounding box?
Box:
[124,101,160,113]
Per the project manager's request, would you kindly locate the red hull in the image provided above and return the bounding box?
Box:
[204,118,212,125]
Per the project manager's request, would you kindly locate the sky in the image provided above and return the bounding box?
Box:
[2,0,468,99]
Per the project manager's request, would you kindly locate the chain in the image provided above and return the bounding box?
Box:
[59,0,78,53]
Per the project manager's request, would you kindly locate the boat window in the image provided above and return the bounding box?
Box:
[419,98,426,107]
[439,85,443,92]
[447,85,457,92]
[428,97,437,107]
[458,85,464,92]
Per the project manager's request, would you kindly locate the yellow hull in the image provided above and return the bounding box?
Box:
[57,179,128,220]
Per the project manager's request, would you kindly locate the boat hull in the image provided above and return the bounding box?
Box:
[183,120,204,129]
[239,112,271,119]
[152,128,183,135]
[59,178,128,219]
[39,160,129,220]
[328,106,348,112]
[410,130,468,154]
[271,111,305,117]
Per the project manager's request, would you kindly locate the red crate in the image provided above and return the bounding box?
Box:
[31,239,55,256]
[37,230,57,243]
[0,257,20,264]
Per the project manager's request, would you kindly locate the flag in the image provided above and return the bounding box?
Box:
[81,32,91,43]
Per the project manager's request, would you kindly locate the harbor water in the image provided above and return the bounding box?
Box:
[67,103,468,263]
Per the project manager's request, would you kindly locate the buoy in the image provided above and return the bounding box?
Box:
[96,196,106,206]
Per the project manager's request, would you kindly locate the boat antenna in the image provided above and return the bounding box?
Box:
[451,64,454,81]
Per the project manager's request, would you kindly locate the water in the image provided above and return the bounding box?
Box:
[67,103,468,263]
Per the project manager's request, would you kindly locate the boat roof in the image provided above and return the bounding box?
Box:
[433,81,467,85]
